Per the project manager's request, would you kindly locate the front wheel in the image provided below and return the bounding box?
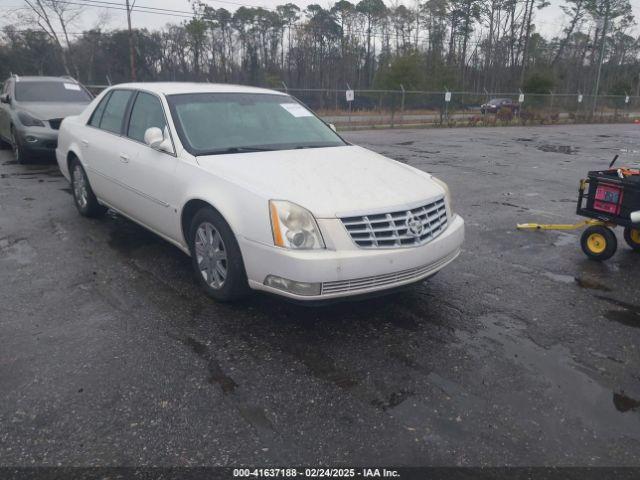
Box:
[581,226,617,261]
[624,227,640,252]
[188,207,250,302]
[11,127,32,164]
[70,159,107,217]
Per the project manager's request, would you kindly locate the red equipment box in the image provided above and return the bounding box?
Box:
[593,184,623,215]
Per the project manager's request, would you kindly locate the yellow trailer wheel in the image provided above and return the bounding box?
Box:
[581,226,617,261]
[624,227,640,252]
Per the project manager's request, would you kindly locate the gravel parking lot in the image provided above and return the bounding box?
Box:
[1,123,639,466]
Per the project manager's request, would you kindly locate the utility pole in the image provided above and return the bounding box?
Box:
[592,10,609,117]
[126,0,137,81]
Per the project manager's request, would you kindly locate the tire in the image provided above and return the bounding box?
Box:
[623,227,640,252]
[10,126,32,164]
[188,207,250,302]
[69,158,107,218]
[581,226,617,261]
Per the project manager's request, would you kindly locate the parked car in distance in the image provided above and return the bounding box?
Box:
[480,98,519,115]
[56,83,465,303]
[0,75,93,163]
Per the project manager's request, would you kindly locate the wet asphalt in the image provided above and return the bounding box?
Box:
[0,124,639,467]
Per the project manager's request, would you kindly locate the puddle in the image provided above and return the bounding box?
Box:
[613,392,640,412]
[237,405,274,432]
[371,389,414,411]
[604,310,640,328]
[181,336,238,394]
[456,314,640,438]
[395,141,415,146]
[574,276,612,292]
[0,168,63,179]
[537,145,577,155]
[107,218,160,255]
[516,138,534,142]
[286,343,358,389]
[171,332,278,436]
[543,272,612,292]
[596,296,640,315]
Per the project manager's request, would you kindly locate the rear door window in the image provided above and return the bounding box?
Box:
[99,90,133,134]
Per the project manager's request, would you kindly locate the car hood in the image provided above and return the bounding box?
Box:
[196,145,445,218]
[17,102,89,120]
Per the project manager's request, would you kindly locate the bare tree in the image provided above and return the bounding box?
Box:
[22,0,84,76]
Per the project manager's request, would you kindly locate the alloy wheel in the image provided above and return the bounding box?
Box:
[72,165,89,210]
[194,222,228,289]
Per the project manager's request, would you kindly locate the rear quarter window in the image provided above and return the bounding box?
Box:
[88,92,111,128]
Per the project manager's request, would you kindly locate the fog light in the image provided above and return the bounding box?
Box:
[25,136,38,143]
[264,275,321,296]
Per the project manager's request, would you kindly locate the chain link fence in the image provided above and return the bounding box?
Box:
[85,85,640,129]
[276,88,639,129]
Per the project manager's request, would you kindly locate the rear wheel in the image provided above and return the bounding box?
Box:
[623,227,640,252]
[188,207,250,302]
[69,158,107,217]
[581,226,617,261]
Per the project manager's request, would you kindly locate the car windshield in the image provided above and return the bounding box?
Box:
[167,92,346,155]
[15,81,92,102]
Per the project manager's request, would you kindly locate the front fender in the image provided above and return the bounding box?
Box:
[178,170,273,249]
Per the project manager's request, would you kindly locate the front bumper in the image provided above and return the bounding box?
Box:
[15,126,58,153]
[240,214,465,300]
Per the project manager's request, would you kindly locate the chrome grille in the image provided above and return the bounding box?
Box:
[341,197,448,248]
[321,249,460,295]
[48,118,63,130]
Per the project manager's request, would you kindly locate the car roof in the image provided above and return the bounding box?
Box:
[110,82,287,97]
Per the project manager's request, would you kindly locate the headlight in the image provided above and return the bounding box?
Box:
[269,200,325,250]
[432,176,453,215]
[18,111,45,127]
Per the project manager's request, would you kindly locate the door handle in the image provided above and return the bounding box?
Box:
[81,140,89,147]
[119,153,130,163]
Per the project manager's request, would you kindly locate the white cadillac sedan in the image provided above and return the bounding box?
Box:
[56,83,464,302]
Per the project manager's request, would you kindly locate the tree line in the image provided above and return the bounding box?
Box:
[0,0,638,96]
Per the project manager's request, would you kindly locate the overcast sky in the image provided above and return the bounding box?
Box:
[1,0,639,39]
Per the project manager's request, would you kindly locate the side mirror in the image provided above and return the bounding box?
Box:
[328,123,337,132]
[144,126,173,154]
[0,94,10,104]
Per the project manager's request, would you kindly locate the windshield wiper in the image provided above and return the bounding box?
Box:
[207,146,275,155]
[294,145,330,149]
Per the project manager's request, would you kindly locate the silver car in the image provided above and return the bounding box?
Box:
[0,75,93,163]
